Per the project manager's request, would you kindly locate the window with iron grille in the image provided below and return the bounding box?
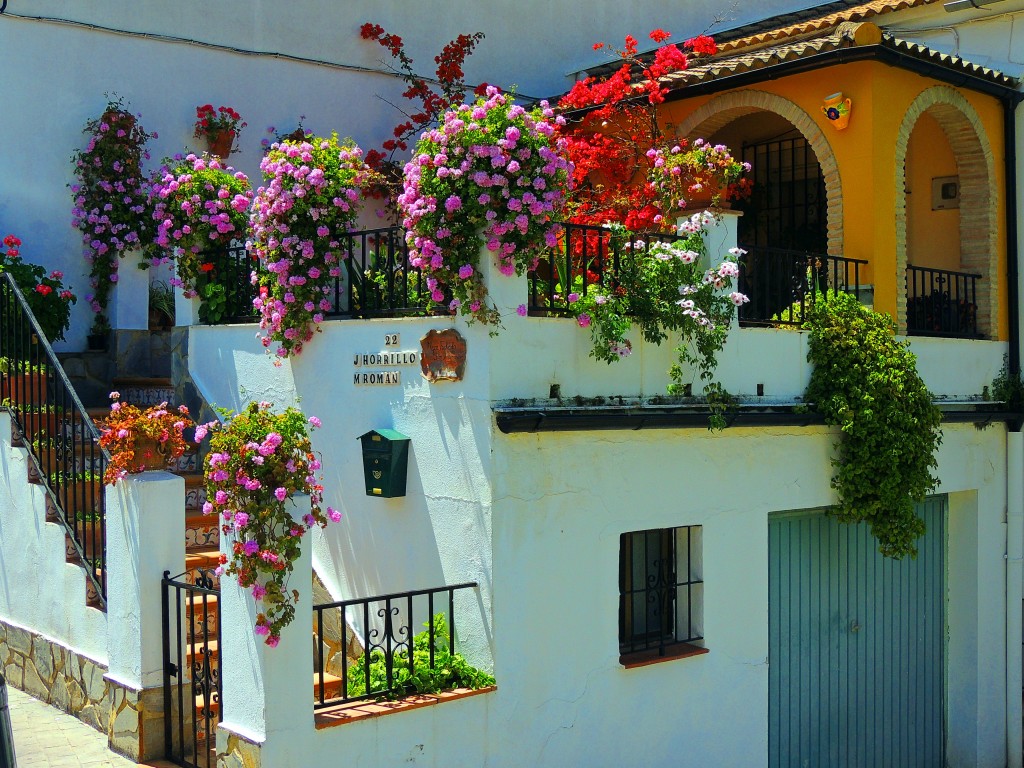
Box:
[618,526,704,665]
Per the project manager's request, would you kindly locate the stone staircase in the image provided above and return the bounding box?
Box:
[15,370,352,762]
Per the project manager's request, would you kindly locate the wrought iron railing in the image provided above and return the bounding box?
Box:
[527,223,690,315]
[736,244,868,327]
[200,240,256,324]
[203,227,430,324]
[313,582,478,709]
[162,568,220,768]
[0,272,109,603]
[906,264,981,339]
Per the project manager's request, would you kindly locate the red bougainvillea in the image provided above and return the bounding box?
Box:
[360,22,485,215]
[557,29,736,230]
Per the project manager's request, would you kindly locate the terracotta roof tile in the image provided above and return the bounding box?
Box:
[660,22,1016,91]
[717,0,942,53]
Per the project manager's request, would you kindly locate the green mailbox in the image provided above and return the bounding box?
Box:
[358,429,411,498]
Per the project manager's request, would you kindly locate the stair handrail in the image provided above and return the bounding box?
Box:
[0,271,111,605]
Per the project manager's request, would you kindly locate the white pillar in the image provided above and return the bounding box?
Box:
[476,239,530,322]
[103,470,185,759]
[104,471,185,689]
[218,494,315,764]
[112,249,149,330]
[174,288,201,327]
[679,210,743,331]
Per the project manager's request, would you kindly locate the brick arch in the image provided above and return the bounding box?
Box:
[675,90,843,256]
[894,85,997,336]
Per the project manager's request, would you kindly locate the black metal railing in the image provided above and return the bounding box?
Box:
[162,569,220,768]
[203,227,430,325]
[906,265,981,339]
[200,240,257,324]
[527,223,690,315]
[0,272,109,603]
[313,582,478,709]
[736,244,867,327]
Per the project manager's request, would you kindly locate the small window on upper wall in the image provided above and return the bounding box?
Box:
[618,525,707,667]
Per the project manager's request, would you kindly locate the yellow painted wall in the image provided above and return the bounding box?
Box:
[662,60,1008,340]
[905,113,960,272]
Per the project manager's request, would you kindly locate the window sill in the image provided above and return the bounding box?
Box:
[620,642,708,669]
[314,685,496,729]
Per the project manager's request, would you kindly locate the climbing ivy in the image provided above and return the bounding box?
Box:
[804,291,942,558]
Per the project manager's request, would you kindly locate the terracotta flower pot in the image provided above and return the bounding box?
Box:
[130,436,175,472]
[207,129,235,158]
[1,371,46,404]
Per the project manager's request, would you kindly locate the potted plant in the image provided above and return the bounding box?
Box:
[198,401,339,645]
[71,96,156,324]
[148,280,175,330]
[0,234,78,344]
[193,104,247,157]
[646,139,752,212]
[87,314,111,351]
[250,133,368,357]
[151,153,253,323]
[0,358,48,405]
[398,87,573,326]
[98,391,194,484]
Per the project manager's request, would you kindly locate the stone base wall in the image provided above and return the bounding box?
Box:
[0,618,165,762]
[217,727,263,768]
[0,620,110,729]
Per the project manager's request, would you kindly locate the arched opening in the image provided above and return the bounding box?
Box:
[895,86,996,338]
[676,91,847,326]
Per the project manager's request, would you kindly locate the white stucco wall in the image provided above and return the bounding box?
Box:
[253,420,1005,768]
[188,287,1011,766]
[0,412,107,664]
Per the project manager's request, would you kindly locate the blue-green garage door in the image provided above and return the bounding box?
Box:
[769,498,946,767]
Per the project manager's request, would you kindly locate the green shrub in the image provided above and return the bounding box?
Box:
[804,291,942,558]
[347,613,494,700]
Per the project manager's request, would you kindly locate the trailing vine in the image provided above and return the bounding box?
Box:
[804,291,942,558]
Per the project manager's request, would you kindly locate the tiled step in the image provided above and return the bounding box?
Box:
[186,548,220,572]
[184,474,208,512]
[194,673,344,717]
[186,513,219,550]
[186,594,219,641]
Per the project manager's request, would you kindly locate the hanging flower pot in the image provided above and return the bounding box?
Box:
[194,104,246,158]
[207,129,235,158]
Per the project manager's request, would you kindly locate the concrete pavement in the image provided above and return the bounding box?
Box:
[6,685,174,768]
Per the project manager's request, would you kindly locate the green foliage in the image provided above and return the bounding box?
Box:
[803,291,942,558]
[347,613,495,700]
[991,354,1024,409]
[572,224,744,429]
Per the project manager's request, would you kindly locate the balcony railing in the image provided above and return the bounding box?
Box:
[905,265,981,339]
[313,582,479,709]
[204,227,430,324]
[527,223,690,315]
[736,244,868,327]
[0,273,109,604]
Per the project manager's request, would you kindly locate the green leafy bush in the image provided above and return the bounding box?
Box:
[347,613,494,700]
[804,291,942,558]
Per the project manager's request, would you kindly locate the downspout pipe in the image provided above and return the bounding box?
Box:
[1007,433,1022,768]
[1005,92,1022,768]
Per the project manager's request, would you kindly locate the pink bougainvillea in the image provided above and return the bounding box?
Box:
[249,134,367,358]
[397,87,573,324]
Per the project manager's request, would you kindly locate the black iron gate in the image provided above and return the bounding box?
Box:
[737,133,827,252]
[162,569,221,768]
